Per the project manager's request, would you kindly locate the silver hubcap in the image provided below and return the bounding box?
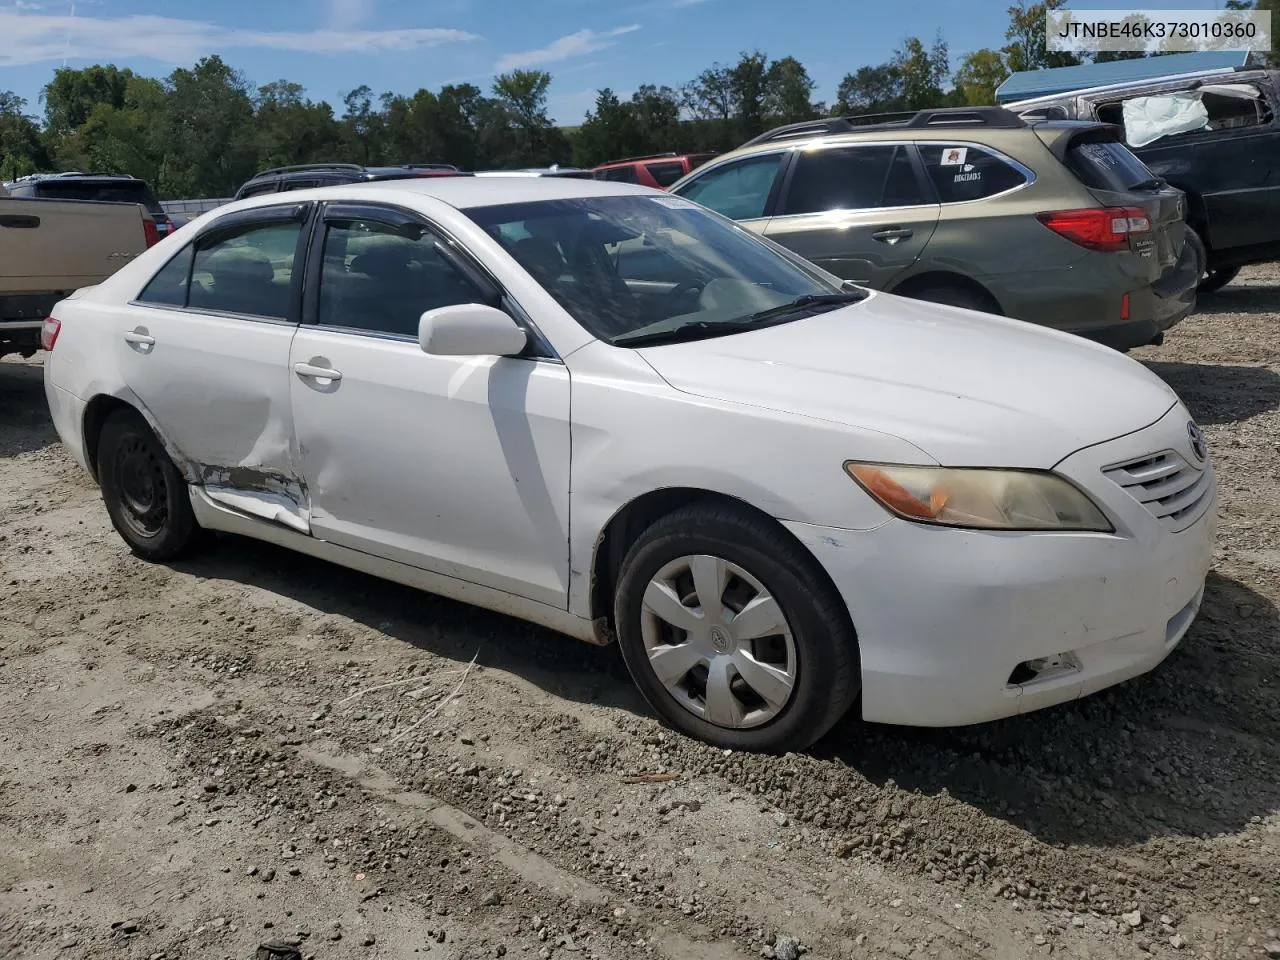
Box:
[639,554,797,730]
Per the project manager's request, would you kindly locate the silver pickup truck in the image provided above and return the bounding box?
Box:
[1,180,155,360]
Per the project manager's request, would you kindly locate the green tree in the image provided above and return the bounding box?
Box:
[1003,0,1082,72]
[0,91,49,180]
[254,81,341,170]
[573,88,643,166]
[158,56,257,197]
[954,48,1009,105]
[339,85,385,164]
[683,64,736,121]
[764,56,819,124]
[729,50,770,139]
[893,34,951,109]
[41,65,135,139]
[68,76,168,184]
[488,70,569,166]
[833,64,904,114]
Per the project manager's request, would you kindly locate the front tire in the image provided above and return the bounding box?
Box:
[97,409,198,562]
[613,502,859,753]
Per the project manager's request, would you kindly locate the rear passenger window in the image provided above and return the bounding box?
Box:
[919,145,1029,203]
[137,246,195,307]
[188,221,301,319]
[318,220,487,337]
[780,145,926,214]
[645,161,686,187]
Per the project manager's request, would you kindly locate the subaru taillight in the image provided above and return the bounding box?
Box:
[143,217,160,247]
[1036,206,1151,252]
[41,316,61,352]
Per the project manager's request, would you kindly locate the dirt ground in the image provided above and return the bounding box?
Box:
[1,270,1277,960]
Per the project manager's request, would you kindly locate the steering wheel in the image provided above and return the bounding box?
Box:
[666,278,706,306]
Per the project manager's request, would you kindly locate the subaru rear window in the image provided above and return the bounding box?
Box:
[1065,140,1157,192]
[919,145,1028,203]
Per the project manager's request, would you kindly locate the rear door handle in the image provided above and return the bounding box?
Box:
[124,328,155,348]
[294,361,343,382]
[871,228,913,244]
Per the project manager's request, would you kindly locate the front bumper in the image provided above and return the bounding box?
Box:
[784,403,1217,727]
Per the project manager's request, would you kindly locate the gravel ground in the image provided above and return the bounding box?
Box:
[1,269,1277,960]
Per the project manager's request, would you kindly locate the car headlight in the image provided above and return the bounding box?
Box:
[844,462,1113,532]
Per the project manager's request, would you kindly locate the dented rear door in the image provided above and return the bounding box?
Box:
[116,203,312,524]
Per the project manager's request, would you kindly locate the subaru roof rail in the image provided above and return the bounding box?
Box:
[741,106,1027,147]
[599,152,680,165]
[253,163,367,177]
[391,163,460,171]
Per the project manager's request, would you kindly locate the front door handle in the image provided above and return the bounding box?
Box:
[871,227,913,244]
[124,328,155,350]
[294,361,343,382]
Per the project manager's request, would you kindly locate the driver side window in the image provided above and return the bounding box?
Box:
[317,219,487,337]
[673,154,785,221]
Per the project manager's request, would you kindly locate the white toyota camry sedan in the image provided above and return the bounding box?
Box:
[42,177,1217,753]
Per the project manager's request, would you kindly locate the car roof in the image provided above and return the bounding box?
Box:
[228,175,661,212]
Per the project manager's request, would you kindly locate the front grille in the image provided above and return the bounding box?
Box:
[1103,450,1211,532]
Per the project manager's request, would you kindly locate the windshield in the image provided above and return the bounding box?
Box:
[464,195,855,346]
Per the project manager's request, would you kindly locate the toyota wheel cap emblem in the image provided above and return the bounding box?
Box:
[1187,421,1207,462]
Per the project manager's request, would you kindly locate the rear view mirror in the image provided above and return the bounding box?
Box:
[418,303,528,357]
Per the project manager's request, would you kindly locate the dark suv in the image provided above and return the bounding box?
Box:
[1007,67,1280,292]
[5,172,177,238]
[234,163,465,201]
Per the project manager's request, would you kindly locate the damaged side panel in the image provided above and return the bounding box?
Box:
[111,302,311,534]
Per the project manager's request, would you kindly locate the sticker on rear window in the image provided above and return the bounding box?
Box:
[939,147,968,166]
[651,195,699,209]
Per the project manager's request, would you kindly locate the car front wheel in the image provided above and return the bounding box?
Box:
[613,502,859,753]
[97,409,199,562]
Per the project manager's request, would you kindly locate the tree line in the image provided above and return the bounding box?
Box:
[0,0,1272,197]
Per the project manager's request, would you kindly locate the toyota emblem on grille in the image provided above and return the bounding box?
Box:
[1187,421,1207,462]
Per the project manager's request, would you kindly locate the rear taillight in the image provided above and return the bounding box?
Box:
[143,218,160,247]
[40,316,61,352]
[1036,206,1151,252]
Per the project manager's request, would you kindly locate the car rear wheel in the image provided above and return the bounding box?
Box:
[905,284,1000,315]
[1198,265,1240,295]
[97,409,199,562]
[613,502,859,753]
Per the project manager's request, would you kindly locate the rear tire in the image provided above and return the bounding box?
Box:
[613,501,859,753]
[905,284,1000,315]
[97,409,199,562]
[1198,265,1240,295]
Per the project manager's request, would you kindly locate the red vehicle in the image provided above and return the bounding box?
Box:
[592,153,716,189]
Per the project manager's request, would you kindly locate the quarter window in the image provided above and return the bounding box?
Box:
[137,245,195,306]
[919,145,1028,203]
[598,166,640,183]
[644,161,686,187]
[187,220,302,319]
[673,153,784,220]
[780,145,926,215]
[317,219,487,337]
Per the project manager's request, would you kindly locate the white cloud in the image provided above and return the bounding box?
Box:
[496,24,639,72]
[0,8,477,66]
[13,1,44,9]
[325,0,374,30]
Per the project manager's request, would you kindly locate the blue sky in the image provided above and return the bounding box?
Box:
[0,0,1236,125]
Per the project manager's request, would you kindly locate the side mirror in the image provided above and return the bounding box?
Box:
[418,303,528,357]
